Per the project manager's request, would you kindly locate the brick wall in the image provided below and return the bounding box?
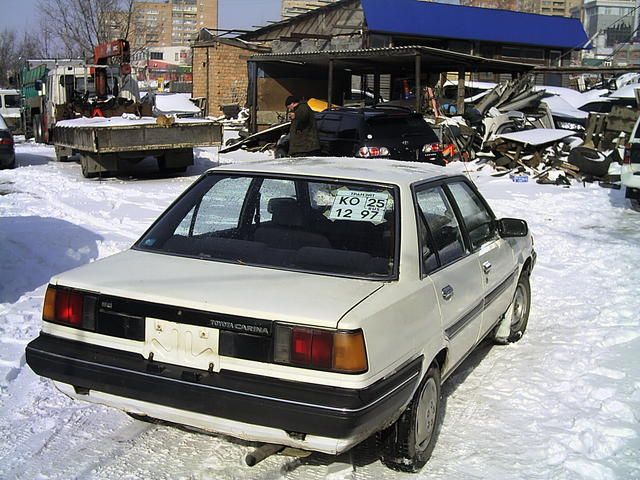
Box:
[192,42,251,117]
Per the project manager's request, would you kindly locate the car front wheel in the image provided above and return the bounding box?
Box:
[495,272,531,344]
[379,363,441,472]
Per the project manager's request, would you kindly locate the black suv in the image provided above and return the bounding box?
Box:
[275,107,444,165]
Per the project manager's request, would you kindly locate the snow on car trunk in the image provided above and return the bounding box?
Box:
[0,143,639,479]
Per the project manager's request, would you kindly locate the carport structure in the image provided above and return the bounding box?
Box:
[247,45,534,133]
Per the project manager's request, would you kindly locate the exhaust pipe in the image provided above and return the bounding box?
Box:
[245,443,285,466]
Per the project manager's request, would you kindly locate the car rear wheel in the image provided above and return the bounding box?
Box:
[630,199,640,212]
[379,363,441,472]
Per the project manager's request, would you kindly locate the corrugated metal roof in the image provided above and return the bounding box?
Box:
[250,45,534,73]
[361,0,588,49]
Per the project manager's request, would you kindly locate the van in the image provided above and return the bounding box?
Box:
[0,89,21,131]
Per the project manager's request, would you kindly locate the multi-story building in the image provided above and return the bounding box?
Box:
[132,0,218,48]
[582,0,635,61]
[463,0,580,16]
[461,0,525,11]
[532,0,568,16]
[282,0,339,18]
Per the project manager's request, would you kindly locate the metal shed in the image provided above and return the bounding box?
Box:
[247,45,534,132]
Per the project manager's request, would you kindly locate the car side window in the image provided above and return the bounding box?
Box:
[447,182,496,250]
[415,186,467,272]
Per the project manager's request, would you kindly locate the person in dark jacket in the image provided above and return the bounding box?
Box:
[285,96,321,157]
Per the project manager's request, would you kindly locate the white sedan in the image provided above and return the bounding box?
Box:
[26,157,535,472]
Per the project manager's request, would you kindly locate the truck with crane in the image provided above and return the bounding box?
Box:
[20,40,222,177]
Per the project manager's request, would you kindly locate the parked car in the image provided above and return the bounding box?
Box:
[275,106,444,165]
[0,88,21,132]
[623,116,640,211]
[26,158,535,472]
[0,114,16,169]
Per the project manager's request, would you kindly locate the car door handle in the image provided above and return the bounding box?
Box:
[482,261,492,274]
[442,285,454,301]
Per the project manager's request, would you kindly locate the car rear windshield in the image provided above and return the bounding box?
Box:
[135,173,398,279]
[365,115,437,141]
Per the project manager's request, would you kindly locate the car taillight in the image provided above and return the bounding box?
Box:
[0,137,13,146]
[358,146,390,158]
[422,142,442,153]
[623,144,631,165]
[274,324,367,373]
[43,285,96,329]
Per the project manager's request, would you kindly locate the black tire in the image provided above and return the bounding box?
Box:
[379,364,441,472]
[496,272,531,344]
[32,115,43,143]
[568,147,611,177]
[274,147,288,159]
[630,199,640,212]
[81,159,98,179]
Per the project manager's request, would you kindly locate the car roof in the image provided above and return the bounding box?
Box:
[212,157,449,187]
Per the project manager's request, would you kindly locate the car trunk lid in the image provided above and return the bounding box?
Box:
[52,249,385,329]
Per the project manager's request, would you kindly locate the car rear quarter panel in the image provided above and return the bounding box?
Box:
[338,279,444,383]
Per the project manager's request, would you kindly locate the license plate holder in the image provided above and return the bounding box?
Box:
[143,318,220,372]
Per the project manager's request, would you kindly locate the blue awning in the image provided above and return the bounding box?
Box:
[362,0,588,50]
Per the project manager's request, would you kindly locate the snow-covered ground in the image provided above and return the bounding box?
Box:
[1,141,639,479]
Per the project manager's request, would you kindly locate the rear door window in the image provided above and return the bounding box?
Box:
[415,186,467,272]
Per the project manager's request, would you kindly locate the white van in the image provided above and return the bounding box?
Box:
[0,89,21,131]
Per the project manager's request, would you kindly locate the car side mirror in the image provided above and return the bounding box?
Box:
[498,218,528,237]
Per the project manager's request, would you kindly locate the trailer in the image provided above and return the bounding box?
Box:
[52,117,222,177]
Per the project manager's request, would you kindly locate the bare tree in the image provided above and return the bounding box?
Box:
[0,29,46,87]
[0,29,18,86]
[37,0,138,58]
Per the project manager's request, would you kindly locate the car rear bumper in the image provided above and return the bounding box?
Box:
[26,334,421,454]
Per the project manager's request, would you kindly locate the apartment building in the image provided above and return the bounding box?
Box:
[132,0,218,48]
[582,0,635,60]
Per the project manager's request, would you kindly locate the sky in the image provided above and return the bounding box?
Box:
[0,0,282,33]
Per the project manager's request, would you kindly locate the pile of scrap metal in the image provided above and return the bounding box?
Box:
[438,75,633,187]
[219,120,289,154]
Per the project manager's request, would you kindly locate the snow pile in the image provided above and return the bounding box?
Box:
[154,93,202,116]
[0,145,639,479]
[56,115,213,128]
